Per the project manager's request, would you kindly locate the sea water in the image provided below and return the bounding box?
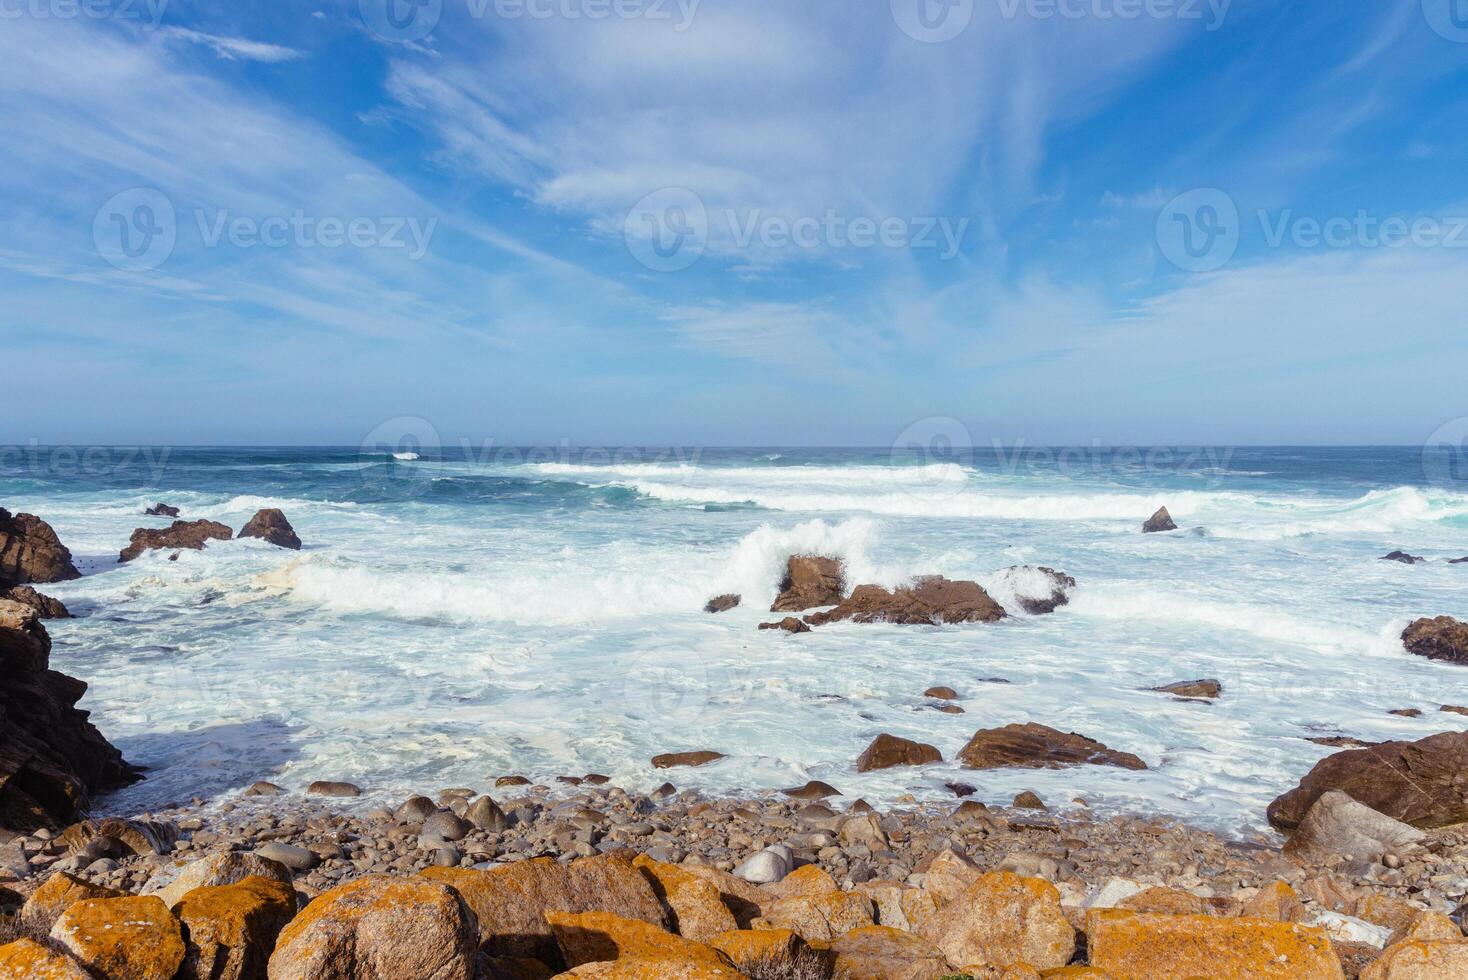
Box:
[5,445,1467,834]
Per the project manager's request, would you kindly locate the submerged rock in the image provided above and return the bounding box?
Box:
[1401,616,1468,665]
[1268,731,1468,830]
[804,576,1006,627]
[119,519,233,562]
[651,751,725,769]
[144,503,180,517]
[1001,565,1077,615]
[771,555,844,612]
[0,508,80,588]
[703,594,740,613]
[1142,506,1178,533]
[855,734,942,773]
[1149,678,1223,700]
[238,509,301,550]
[957,723,1148,771]
[1381,551,1426,565]
[758,617,811,634]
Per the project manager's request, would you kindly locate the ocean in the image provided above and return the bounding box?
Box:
[5,444,1467,834]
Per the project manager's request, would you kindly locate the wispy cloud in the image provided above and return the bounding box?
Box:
[159,27,306,63]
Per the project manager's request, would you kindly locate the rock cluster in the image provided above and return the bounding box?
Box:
[144,503,180,517]
[0,586,70,619]
[119,520,234,563]
[0,509,79,589]
[804,577,1006,627]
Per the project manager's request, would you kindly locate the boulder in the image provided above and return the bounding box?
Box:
[678,865,769,928]
[782,781,841,801]
[855,734,942,772]
[822,925,949,980]
[1401,617,1468,665]
[267,875,477,980]
[703,594,740,614]
[652,751,725,769]
[559,955,744,977]
[804,576,1006,627]
[394,795,438,822]
[0,938,93,979]
[1013,791,1047,811]
[1087,910,1343,979]
[1362,939,1468,978]
[0,601,138,832]
[305,780,361,797]
[58,816,174,856]
[1382,551,1426,564]
[705,929,812,975]
[924,686,959,700]
[51,895,186,980]
[465,795,509,832]
[0,509,79,588]
[1142,507,1178,533]
[923,871,1075,970]
[142,851,294,910]
[173,876,296,980]
[956,723,1147,771]
[545,909,731,970]
[753,889,875,941]
[771,555,844,612]
[144,503,180,517]
[1002,565,1077,615]
[733,846,795,886]
[237,509,301,551]
[758,617,811,634]
[118,519,232,563]
[1241,881,1306,922]
[0,586,69,619]
[19,871,121,934]
[1148,678,1222,700]
[633,855,738,941]
[1283,790,1425,869]
[254,843,317,872]
[1267,732,1468,830]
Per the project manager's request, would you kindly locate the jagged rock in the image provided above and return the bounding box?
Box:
[0,938,93,978]
[142,852,294,910]
[243,781,281,797]
[0,586,69,619]
[19,871,122,934]
[59,816,176,856]
[0,601,138,832]
[1149,678,1222,699]
[805,576,1006,627]
[1402,617,1468,665]
[822,924,949,979]
[1002,565,1077,615]
[651,751,725,769]
[174,876,297,980]
[758,617,811,634]
[51,895,186,980]
[545,910,732,971]
[1142,507,1178,533]
[703,594,740,614]
[632,855,738,941]
[923,871,1075,970]
[119,519,232,563]
[0,509,79,588]
[770,555,844,612]
[957,723,1148,771]
[855,734,942,772]
[144,503,180,517]
[1363,939,1468,978]
[1269,731,1468,830]
[237,509,301,551]
[1382,551,1425,565]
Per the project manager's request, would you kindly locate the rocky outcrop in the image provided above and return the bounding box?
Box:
[1268,732,1468,830]
[1087,910,1342,979]
[144,503,180,517]
[1381,551,1425,565]
[1,586,69,619]
[0,509,79,589]
[0,600,138,832]
[652,751,725,769]
[703,594,740,614]
[956,723,1148,771]
[237,509,301,551]
[855,734,942,772]
[119,519,233,563]
[1282,791,1425,870]
[770,555,844,612]
[1401,617,1468,665]
[804,577,1006,627]
[1149,679,1222,700]
[1142,507,1178,533]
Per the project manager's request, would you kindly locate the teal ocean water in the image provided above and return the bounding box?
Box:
[5,445,1468,833]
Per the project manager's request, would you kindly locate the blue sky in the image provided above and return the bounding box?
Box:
[2,0,1467,446]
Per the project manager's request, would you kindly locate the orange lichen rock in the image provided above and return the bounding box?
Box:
[0,939,93,980]
[1360,939,1468,978]
[705,928,809,972]
[18,871,121,934]
[817,924,949,979]
[925,871,1076,971]
[633,855,739,941]
[752,888,875,941]
[173,875,297,980]
[544,910,734,971]
[1241,881,1306,922]
[50,895,186,980]
[1087,910,1344,979]
[1116,886,1210,916]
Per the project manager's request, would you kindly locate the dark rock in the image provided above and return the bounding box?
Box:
[1005,566,1077,615]
[0,509,80,588]
[1441,705,1468,717]
[1142,507,1178,533]
[1451,557,1468,564]
[0,600,138,832]
[144,503,180,518]
[783,780,841,800]
[1267,731,1468,830]
[759,617,811,634]
[1148,679,1222,700]
[703,594,741,614]
[804,576,1006,627]
[957,723,1148,771]
[1402,616,1468,665]
[650,751,724,769]
[855,734,942,772]
[932,704,965,714]
[583,773,610,785]
[305,781,361,798]
[1013,791,1048,810]
[924,686,959,700]
[946,782,977,798]
[1,586,70,619]
[1381,551,1425,565]
[238,509,301,550]
[771,555,844,612]
[119,519,233,563]
[1389,708,1422,718]
[1306,736,1378,749]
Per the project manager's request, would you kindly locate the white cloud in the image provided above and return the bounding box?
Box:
[159,27,306,63]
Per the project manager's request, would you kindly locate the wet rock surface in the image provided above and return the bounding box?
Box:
[1401,616,1468,665]
[237,509,301,550]
[118,519,233,563]
[770,556,845,612]
[0,509,79,589]
[804,576,1006,626]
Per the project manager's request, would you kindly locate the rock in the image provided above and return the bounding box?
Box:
[1307,910,1393,949]
[1002,565,1078,615]
[652,751,725,769]
[924,686,959,700]
[783,781,841,800]
[174,876,296,980]
[0,938,93,979]
[118,519,233,563]
[823,924,950,979]
[421,811,470,842]
[1307,735,1377,749]
[1388,911,1463,946]
[237,509,301,551]
[924,871,1075,970]
[804,576,1006,626]
[957,723,1147,771]
[0,509,80,588]
[19,871,121,933]
[242,781,281,797]
[254,843,318,872]
[633,855,738,941]
[1242,881,1306,922]
[305,780,361,797]
[705,929,812,975]
[59,817,175,856]
[545,909,730,970]
[679,866,769,929]
[1149,678,1222,699]
[1402,617,1468,665]
[1082,878,1146,911]
[758,617,811,634]
[733,845,794,885]
[1382,551,1426,565]
[1282,791,1425,870]
[144,503,180,517]
[754,888,875,941]
[919,848,982,907]
[1267,731,1468,830]
[770,555,844,612]
[465,795,509,832]
[1362,939,1468,978]
[1117,887,1210,916]
[1013,791,1047,811]
[394,796,437,822]
[420,855,667,965]
[0,602,139,832]
[142,852,294,910]
[558,955,744,977]
[703,594,740,614]
[1142,506,1178,533]
[1087,910,1342,978]
[497,775,532,787]
[51,895,186,980]
[0,586,70,619]
[855,734,942,772]
[838,813,888,851]
[268,875,477,980]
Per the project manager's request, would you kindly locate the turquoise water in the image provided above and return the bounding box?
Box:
[5,445,1468,832]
